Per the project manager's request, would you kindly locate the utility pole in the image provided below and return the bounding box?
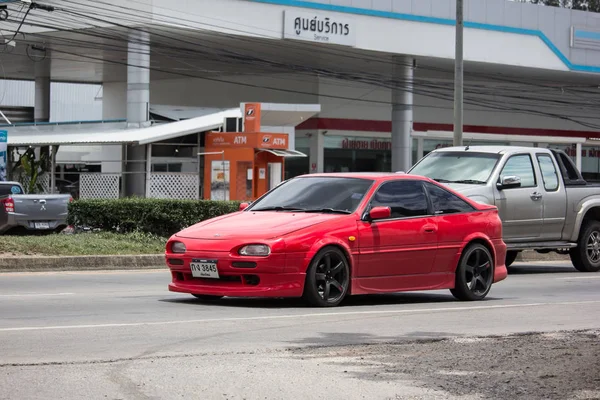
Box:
[453,0,464,146]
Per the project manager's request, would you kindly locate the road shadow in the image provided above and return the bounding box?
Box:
[508,263,577,275]
[159,291,503,309]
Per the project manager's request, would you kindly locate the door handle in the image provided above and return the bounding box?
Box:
[530,192,542,201]
[423,225,437,233]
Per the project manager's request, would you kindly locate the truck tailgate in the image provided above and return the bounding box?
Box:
[12,195,70,220]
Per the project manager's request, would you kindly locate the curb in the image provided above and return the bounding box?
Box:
[0,250,570,273]
[0,254,166,273]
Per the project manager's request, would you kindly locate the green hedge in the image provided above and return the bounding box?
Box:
[67,198,241,237]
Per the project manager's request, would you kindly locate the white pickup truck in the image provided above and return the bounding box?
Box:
[0,181,71,234]
[408,146,600,272]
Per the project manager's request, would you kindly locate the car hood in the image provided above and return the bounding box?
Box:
[175,211,348,240]
[442,183,494,205]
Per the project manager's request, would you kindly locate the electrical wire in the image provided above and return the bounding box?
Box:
[3,0,600,130]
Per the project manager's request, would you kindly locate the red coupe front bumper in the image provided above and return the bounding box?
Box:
[166,251,306,298]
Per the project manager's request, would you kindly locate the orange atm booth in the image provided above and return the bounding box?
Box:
[203,103,306,201]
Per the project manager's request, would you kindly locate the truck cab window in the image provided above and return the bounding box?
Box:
[536,154,559,191]
[500,154,536,188]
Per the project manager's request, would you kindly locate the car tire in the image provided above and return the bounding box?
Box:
[192,294,223,301]
[450,243,495,301]
[303,246,350,307]
[505,250,518,268]
[569,220,600,272]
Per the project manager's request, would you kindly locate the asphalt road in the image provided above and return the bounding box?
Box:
[1,261,599,400]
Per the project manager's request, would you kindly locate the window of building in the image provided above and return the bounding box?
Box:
[370,180,429,218]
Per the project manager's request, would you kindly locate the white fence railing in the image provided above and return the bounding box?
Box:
[148,173,199,200]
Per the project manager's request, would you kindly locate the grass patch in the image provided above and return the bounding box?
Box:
[0,231,167,256]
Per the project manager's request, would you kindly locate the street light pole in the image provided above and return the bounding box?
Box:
[453,0,464,147]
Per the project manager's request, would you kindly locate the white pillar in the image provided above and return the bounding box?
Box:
[416,137,424,163]
[309,132,324,173]
[576,142,582,172]
[145,144,152,198]
[34,55,51,122]
[392,56,414,172]
[124,30,150,197]
[127,30,150,129]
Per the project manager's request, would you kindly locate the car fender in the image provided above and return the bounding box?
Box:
[456,232,497,266]
[569,196,600,242]
[304,235,356,271]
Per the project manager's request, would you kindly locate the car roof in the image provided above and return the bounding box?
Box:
[295,172,431,181]
[431,145,551,154]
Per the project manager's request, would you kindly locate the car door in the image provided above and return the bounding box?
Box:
[494,153,543,241]
[423,181,481,273]
[357,180,438,277]
[535,153,567,240]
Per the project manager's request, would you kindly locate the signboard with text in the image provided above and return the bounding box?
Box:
[283,9,356,47]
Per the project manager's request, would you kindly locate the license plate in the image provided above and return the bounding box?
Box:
[34,222,50,229]
[190,259,219,279]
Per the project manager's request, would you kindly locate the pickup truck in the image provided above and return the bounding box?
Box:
[0,181,71,234]
[408,145,600,272]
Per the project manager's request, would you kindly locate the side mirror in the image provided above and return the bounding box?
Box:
[369,206,391,220]
[239,202,250,211]
[497,175,521,190]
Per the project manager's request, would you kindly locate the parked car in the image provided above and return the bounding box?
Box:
[408,145,600,272]
[165,173,508,307]
[0,181,72,235]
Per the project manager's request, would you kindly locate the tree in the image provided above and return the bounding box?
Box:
[517,0,600,12]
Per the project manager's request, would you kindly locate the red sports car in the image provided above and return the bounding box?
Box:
[165,173,508,307]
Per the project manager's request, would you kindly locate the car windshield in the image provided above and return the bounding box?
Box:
[409,152,501,184]
[249,176,374,213]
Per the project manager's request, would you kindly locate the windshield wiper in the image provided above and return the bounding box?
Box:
[432,178,452,183]
[251,206,306,212]
[448,179,487,184]
[303,208,352,214]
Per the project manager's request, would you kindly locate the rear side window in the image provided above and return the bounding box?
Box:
[536,154,559,191]
[424,182,475,215]
[0,185,23,196]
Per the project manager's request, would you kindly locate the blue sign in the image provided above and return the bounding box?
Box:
[0,130,7,182]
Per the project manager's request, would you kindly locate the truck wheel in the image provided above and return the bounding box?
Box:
[570,220,600,272]
[450,243,494,301]
[505,251,519,268]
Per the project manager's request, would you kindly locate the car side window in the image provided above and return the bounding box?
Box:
[424,182,475,215]
[536,154,559,191]
[500,154,536,188]
[370,180,429,219]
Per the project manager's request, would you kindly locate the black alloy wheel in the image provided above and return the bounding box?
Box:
[451,243,495,301]
[303,246,350,307]
[570,220,600,272]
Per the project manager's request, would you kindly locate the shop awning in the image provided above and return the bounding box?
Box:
[258,149,307,158]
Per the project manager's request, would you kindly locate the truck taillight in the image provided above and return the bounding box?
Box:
[1,197,15,213]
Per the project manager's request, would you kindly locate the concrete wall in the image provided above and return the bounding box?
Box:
[103,73,319,119]
[0,80,103,122]
[103,72,600,134]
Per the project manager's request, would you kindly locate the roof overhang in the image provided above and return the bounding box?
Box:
[256,149,307,158]
[412,130,588,144]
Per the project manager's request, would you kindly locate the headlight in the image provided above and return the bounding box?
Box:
[239,244,270,256]
[171,241,186,253]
